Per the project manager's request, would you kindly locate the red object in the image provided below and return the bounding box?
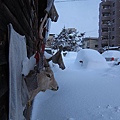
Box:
[111,57,114,61]
[34,51,40,64]
[41,44,45,53]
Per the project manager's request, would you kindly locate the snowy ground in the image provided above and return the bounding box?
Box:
[31,50,120,120]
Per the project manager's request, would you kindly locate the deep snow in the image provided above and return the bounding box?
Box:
[31,49,120,120]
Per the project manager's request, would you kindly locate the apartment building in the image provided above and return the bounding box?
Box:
[99,0,120,49]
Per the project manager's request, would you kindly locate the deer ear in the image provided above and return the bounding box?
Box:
[59,45,63,51]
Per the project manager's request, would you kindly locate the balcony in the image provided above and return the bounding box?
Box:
[101,24,109,28]
[101,32,108,36]
[101,16,111,20]
[101,9,111,13]
[101,1,111,6]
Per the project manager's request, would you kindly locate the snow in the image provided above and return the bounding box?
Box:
[21,54,36,76]
[102,50,120,66]
[31,49,120,120]
[102,50,120,59]
[44,51,52,59]
[75,49,109,69]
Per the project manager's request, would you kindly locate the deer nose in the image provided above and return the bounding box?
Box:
[57,86,59,90]
[60,66,65,70]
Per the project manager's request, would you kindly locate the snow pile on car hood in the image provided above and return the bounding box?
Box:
[75,49,110,69]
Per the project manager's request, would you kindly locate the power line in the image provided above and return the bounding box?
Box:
[55,0,87,3]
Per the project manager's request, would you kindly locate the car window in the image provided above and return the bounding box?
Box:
[45,49,53,55]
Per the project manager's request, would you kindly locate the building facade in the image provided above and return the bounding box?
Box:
[99,0,120,49]
[82,37,99,50]
[0,0,58,119]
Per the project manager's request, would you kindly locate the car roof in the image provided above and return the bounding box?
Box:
[102,50,120,58]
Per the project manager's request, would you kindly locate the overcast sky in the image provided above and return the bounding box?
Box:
[50,0,101,37]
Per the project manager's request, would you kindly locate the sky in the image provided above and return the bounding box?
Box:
[31,49,120,120]
[50,0,101,37]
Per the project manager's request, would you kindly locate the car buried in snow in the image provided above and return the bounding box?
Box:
[102,50,120,66]
[75,49,109,69]
[45,48,54,55]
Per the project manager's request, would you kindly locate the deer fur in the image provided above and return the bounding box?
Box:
[46,49,65,70]
[27,58,59,105]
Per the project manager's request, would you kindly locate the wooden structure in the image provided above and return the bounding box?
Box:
[0,0,58,119]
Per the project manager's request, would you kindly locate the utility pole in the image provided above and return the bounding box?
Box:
[108,21,111,50]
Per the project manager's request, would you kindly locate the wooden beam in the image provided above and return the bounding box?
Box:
[1,3,25,35]
[18,0,31,23]
[2,0,33,37]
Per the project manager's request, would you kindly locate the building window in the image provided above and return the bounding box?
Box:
[95,45,98,48]
[102,36,108,40]
[113,3,115,7]
[112,36,115,39]
[113,11,115,15]
[102,5,111,9]
[102,28,108,32]
[102,20,110,25]
[112,19,115,23]
[102,12,111,17]
[112,28,114,31]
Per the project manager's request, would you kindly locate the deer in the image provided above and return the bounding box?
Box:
[24,57,59,106]
[45,46,66,70]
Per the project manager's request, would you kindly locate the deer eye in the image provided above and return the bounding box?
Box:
[46,74,51,78]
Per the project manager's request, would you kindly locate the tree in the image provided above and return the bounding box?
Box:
[51,27,85,51]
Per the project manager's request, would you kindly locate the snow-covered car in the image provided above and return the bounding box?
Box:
[102,50,120,65]
[75,49,109,69]
[45,48,54,55]
[115,58,120,65]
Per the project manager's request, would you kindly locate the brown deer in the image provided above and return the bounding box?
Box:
[46,47,65,70]
[25,57,59,106]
